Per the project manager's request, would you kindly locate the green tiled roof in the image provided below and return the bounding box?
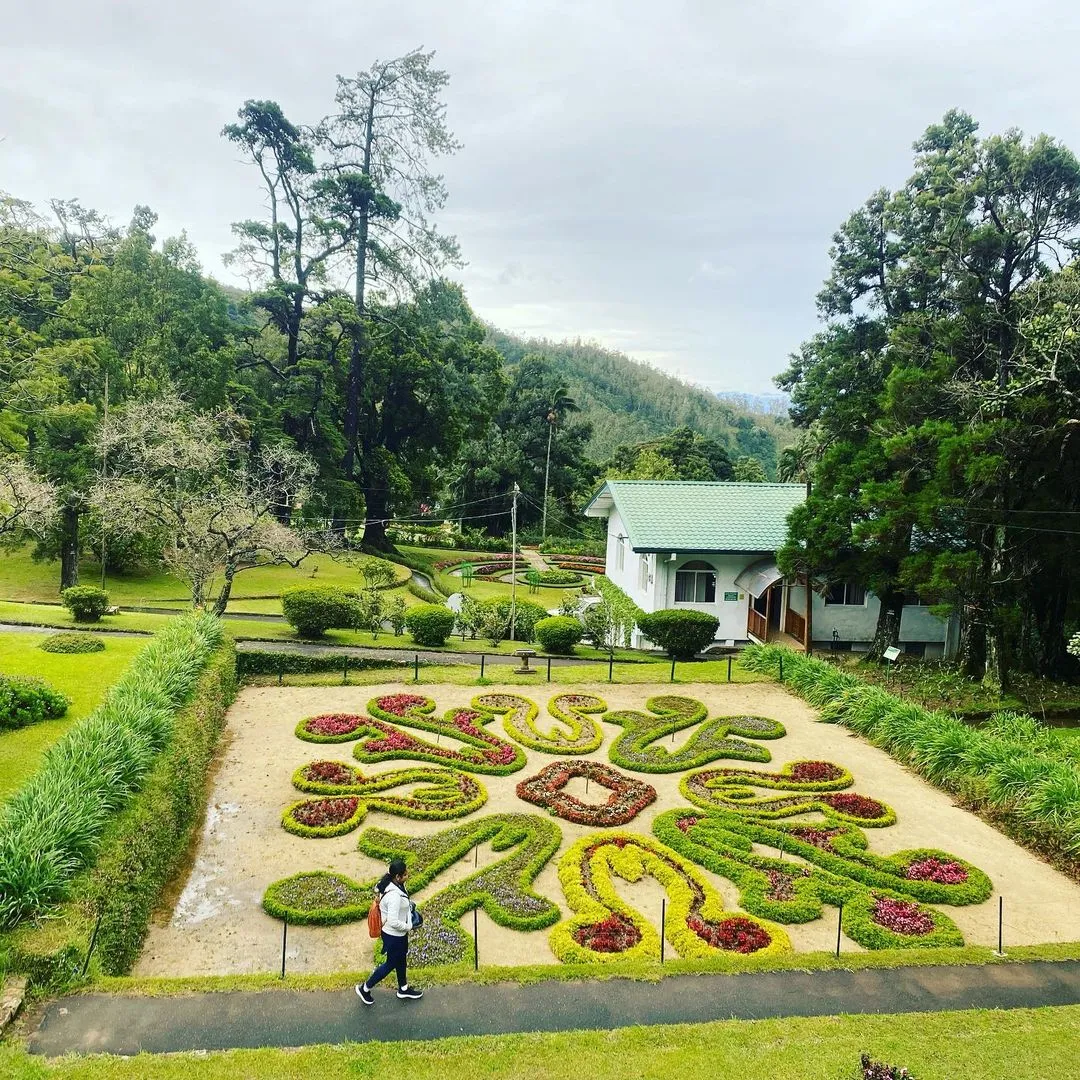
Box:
[584,481,806,553]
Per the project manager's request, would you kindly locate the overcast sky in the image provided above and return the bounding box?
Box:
[4,1,1080,393]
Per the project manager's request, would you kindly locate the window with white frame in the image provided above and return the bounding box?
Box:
[674,560,717,603]
[638,554,649,592]
[823,581,867,606]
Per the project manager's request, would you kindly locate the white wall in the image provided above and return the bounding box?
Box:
[810,593,947,646]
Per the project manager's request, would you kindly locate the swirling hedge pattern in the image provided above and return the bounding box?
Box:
[550,832,790,962]
[605,695,785,773]
[282,763,487,837]
[480,691,606,754]
[516,759,656,827]
[295,693,526,775]
[681,761,896,826]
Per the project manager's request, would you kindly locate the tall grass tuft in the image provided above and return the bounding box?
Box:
[0,613,222,930]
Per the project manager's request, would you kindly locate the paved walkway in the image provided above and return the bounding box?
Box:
[28,960,1080,1057]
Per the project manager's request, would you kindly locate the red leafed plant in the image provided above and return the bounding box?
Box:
[301,761,355,785]
[687,914,771,953]
[822,793,888,819]
[790,760,845,783]
[375,694,428,716]
[787,825,842,850]
[871,896,935,936]
[304,713,365,737]
[291,797,359,828]
[904,857,968,884]
[675,815,701,833]
[572,914,642,953]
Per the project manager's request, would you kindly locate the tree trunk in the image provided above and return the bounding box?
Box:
[982,523,1010,696]
[958,606,986,680]
[542,422,553,540]
[867,589,904,660]
[212,564,238,617]
[59,505,80,591]
[361,485,396,554]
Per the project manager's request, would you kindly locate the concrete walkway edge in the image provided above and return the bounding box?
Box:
[29,960,1080,1057]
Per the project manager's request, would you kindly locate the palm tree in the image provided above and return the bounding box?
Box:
[541,385,579,540]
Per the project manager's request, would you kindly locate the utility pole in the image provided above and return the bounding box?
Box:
[510,482,520,641]
[100,371,109,591]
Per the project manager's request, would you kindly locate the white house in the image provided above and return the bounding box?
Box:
[583,480,952,657]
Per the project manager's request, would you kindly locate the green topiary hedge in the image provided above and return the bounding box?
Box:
[39,632,105,655]
[281,585,361,637]
[235,649,410,677]
[479,597,550,643]
[637,608,719,659]
[404,603,456,646]
[0,613,223,933]
[82,639,238,974]
[61,585,110,623]
[534,615,584,654]
[0,675,70,732]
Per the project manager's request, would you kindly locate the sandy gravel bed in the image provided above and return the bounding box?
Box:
[135,681,1080,976]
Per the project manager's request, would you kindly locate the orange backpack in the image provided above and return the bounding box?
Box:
[367,896,383,939]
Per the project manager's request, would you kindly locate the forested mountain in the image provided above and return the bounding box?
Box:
[487,329,784,472]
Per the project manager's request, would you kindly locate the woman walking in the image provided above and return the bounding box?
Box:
[356,858,424,1004]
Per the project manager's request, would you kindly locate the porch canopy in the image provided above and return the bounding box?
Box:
[734,558,783,599]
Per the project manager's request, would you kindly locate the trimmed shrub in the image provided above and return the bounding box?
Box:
[0,613,223,931]
[61,585,110,623]
[479,597,549,643]
[637,608,719,659]
[236,649,411,677]
[405,603,456,646]
[534,615,584,654]
[84,640,237,973]
[281,585,360,637]
[40,632,105,655]
[535,569,583,586]
[0,675,70,732]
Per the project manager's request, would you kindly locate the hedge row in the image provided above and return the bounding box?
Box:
[0,613,223,932]
[741,644,1080,859]
[82,639,238,974]
[236,649,411,676]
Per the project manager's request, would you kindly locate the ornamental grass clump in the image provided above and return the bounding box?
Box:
[0,613,222,930]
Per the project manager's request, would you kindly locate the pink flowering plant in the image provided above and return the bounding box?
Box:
[516,759,657,826]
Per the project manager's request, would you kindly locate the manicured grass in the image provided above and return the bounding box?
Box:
[250,657,762,687]
[5,1006,1079,1079]
[0,548,409,606]
[0,633,147,802]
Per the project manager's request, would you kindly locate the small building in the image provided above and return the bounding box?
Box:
[583,480,951,656]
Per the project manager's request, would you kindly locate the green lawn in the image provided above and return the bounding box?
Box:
[4,1006,1078,1079]
[0,632,147,802]
[0,548,409,606]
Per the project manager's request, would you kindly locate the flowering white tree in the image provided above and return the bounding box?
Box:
[95,396,322,614]
[0,458,57,540]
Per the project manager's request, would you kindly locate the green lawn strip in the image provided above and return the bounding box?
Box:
[247,660,765,687]
[0,548,410,606]
[0,634,148,802]
[6,1005,1080,1079]
[83,940,1080,998]
[0,602,166,635]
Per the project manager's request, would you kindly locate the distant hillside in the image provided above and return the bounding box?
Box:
[487,329,784,471]
[716,391,791,417]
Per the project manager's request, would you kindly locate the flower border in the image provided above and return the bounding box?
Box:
[482,691,606,755]
[516,759,657,827]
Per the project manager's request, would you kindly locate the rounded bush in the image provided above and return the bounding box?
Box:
[40,632,105,654]
[534,615,584,654]
[61,585,110,623]
[281,585,361,637]
[405,603,456,647]
[480,598,550,642]
[536,569,583,586]
[637,608,719,659]
[0,674,71,731]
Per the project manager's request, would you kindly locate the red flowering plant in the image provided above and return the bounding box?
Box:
[821,793,890,822]
[516,760,657,827]
[572,914,642,953]
[299,713,367,740]
[904,857,968,884]
[299,761,356,786]
[283,796,364,837]
[870,896,935,936]
[687,914,772,954]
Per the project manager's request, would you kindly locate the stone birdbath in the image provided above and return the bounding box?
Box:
[512,648,538,675]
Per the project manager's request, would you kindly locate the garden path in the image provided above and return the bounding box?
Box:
[28,959,1080,1057]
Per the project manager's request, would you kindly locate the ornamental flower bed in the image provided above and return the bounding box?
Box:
[300,713,367,739]
[516,760,657,826]
[551,831,789,963]
[820,793,890,822]
[606,694,785,773]
[481,691,605,754]
[871,896,936,936]
[904,857,968,884]
[291,797,359,828]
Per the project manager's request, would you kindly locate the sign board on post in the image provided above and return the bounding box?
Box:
[882,646,902,662]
